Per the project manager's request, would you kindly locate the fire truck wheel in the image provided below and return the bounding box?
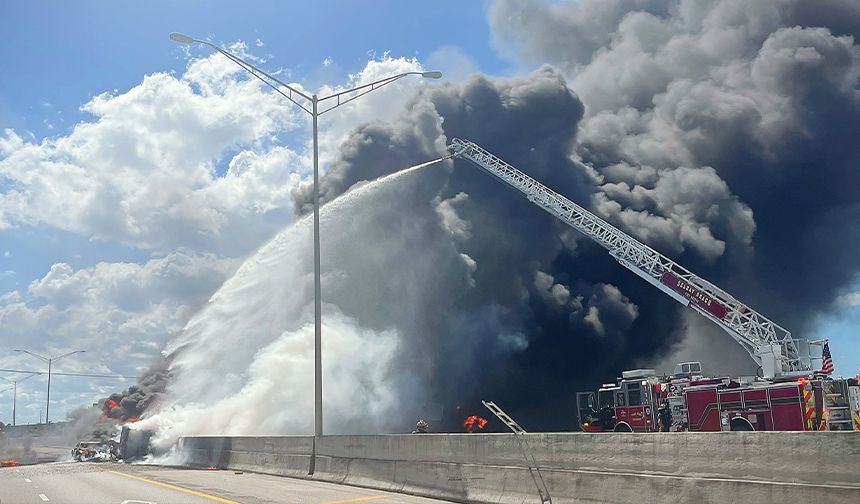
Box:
[613,422,633,432]
[729,417,755,431]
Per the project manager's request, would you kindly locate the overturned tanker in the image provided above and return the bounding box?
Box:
[118,426,153,461]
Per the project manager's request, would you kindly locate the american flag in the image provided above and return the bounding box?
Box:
[818,341,834,375]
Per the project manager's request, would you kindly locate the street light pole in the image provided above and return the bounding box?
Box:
[1,374,38,426]
[169,33,440,453]
[312,93,323,441]
[15,350,85,424]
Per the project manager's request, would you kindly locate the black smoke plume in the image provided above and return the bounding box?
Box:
[102,357,171,422]
[284,0,860,430]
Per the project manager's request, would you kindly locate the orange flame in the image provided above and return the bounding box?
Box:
[463,415,488,433]
[107,399,119,410]
[1,459,18,467]
[124,416,140,424]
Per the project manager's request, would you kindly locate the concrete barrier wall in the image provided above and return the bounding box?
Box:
[179,432,860,504]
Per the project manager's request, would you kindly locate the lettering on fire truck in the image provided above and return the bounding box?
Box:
[660,271,728,320]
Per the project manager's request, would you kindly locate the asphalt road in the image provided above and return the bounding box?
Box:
[0,462,451,504]
[0,437,73,466]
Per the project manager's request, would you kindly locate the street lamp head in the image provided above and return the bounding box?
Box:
[421,71,443,79]
[169,32,196,45]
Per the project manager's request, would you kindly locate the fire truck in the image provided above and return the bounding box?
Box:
[574,364,859,432]
[448,139,860,433]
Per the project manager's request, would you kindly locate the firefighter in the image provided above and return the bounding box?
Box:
[598,405,615,431]
[658,400,672,432]
[412,419,429,434]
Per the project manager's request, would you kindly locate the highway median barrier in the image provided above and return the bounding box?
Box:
[178,432,860,503]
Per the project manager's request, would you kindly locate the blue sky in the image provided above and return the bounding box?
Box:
[0,1,507,140]
[0,0,858,427]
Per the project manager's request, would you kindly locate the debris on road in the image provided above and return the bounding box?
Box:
[71,440,118,462]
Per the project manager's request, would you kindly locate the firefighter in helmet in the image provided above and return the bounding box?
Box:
[658,400,672,432]
[598,405,615,431]
[412,419,429,434]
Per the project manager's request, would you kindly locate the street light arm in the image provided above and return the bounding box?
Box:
[0,375,33,384]
[317,72,415,102]
[317,71,440,115]
[206,42,314,114]
[172,34,314,114]
[316,73,410,115]
[15,349,49,363]
[52,350,86,362]
[16,374,38,384]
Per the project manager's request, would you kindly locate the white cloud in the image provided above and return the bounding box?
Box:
[837,292,860,306]
[0,51,440,258]
[0,251,239,423]
[0,49,305,254]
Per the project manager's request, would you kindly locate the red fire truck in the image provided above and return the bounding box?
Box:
[576,364,859,432]
[449,139,860,433]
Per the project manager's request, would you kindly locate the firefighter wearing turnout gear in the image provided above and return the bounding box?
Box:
[658,400,672,432]
[412,419,429,434]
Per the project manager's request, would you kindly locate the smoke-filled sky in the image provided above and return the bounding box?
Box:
[1,0,859,432]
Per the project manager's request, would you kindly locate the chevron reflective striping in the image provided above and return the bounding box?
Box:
[802,383,816,431]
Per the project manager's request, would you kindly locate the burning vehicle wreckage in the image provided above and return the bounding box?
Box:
[63,381,160,463]
[71,440,119,462]
[64,404,153,463]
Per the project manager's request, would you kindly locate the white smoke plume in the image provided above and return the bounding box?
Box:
[138,158,492,446]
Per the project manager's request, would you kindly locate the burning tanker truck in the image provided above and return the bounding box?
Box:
[448,139,860,434]
[81,361,167,461]
[98,394,152,460]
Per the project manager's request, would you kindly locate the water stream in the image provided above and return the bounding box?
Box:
[139,155,456,447]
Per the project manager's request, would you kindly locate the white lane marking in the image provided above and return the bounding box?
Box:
[121,501,156,504]
[38,494,49,501]
[24,478,32,482]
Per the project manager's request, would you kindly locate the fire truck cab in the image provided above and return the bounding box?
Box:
[576,384,618,432]
[577,368,665,432]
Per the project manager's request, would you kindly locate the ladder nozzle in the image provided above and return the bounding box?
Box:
[447,138,470,158]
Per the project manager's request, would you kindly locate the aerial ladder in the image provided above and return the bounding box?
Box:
[448,138,813,378]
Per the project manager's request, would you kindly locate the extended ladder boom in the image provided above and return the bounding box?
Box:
[448,138,806,377]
